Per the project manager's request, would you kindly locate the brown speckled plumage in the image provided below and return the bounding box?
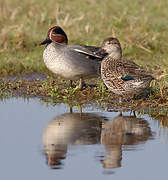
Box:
[100,37,154,97]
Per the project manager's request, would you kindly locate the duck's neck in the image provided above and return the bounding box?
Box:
[108,51,122,60]
[45,41,64,50]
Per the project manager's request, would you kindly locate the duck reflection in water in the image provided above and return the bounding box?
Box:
[100,114,153,169]
[43,111,103,169]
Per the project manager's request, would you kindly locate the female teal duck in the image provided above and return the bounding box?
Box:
[97,37,154,100]
[40,26,105,89]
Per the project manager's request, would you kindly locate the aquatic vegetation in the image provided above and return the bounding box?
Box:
[0,75,166,112]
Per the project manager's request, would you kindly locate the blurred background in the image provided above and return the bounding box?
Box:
[0,0,167,76]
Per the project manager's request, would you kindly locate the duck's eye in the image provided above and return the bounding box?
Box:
[52,31,57,35]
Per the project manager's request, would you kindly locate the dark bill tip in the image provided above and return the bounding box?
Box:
[39,37,52,46]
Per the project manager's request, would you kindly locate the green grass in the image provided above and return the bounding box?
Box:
[0,0,168,74]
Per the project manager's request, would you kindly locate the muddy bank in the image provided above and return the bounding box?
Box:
[0,74,167,113]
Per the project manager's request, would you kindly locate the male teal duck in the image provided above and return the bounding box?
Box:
[40,26,105,89]
[97,37,154,101]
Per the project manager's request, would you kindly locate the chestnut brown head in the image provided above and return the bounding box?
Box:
[40,26,68,45]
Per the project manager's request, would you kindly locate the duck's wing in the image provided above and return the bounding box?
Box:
[79,45,100,53]
[114,59,154,81]
[68,45,103,59]
[81,45,108,59]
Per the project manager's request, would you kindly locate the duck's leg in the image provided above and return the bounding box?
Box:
[119,108,123,115]
[79,77,86,90]
[119,96,122,104]
[79,78,83,89]
[69,80,73,87]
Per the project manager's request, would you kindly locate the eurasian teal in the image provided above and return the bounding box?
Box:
[40,26,104,89]
[98,37,154,100]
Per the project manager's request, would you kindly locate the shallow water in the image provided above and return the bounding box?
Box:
[0,98,167,180]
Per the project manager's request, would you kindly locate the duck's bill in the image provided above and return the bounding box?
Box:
[39,37,52,45]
